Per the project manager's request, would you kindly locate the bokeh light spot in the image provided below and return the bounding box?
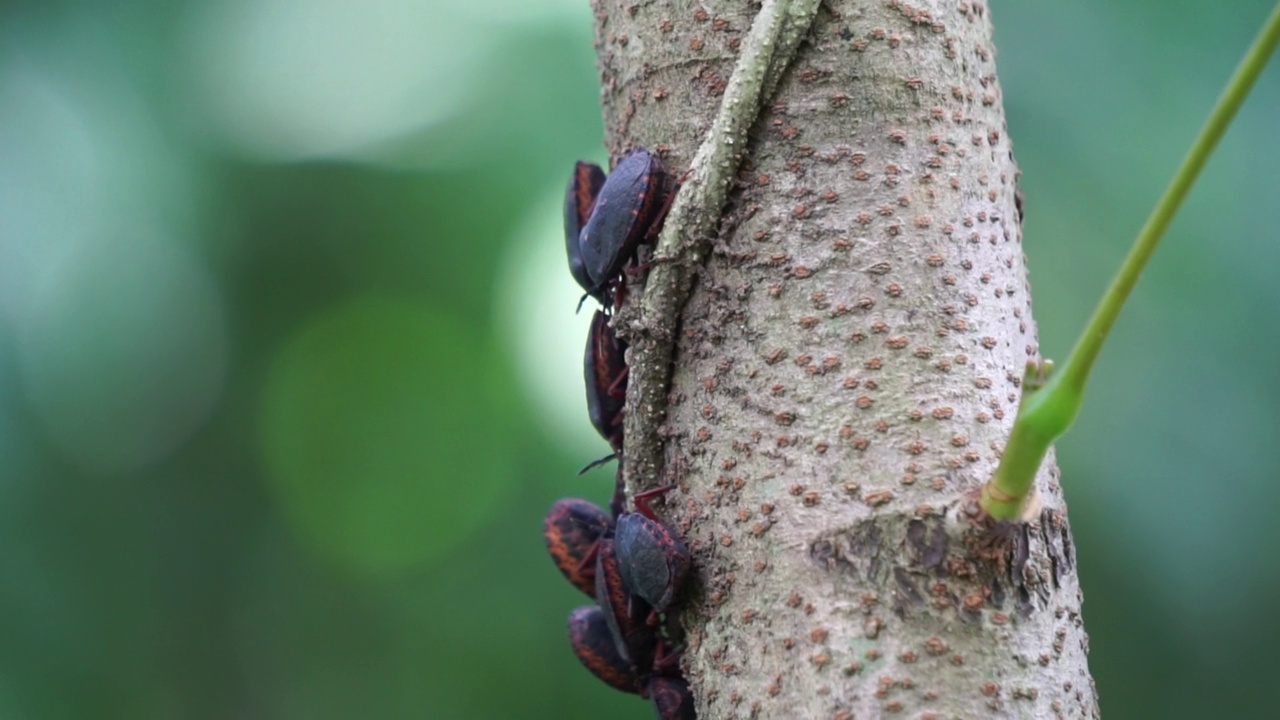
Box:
[16,239,229,477]
[185,0,487,161]
[496,189,605,460]
[260,297,513,576]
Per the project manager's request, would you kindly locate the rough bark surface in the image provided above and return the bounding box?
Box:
[594,1,1099,717]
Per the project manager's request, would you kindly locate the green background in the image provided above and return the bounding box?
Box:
[0,0,1277,717]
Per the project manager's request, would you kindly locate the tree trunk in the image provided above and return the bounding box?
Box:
[596,1,1099,717]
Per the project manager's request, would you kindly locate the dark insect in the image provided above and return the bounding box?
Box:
[649,676,697,720]
[564,161,607,305]
[614,485,691,613]
[569,594,695,720]
[543,498,612,597]
[567,604,641,694]
[613,514,690,614]
[551,485,696,719]
[594,535,657,670]
[584,310,628,454]
[578,148,670,300]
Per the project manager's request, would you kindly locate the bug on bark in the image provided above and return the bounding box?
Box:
[584,310,628,455]
[614,485,691,613]
[567,604,641,694]
[578,148,670,301]
[543,498,612,597]
[564,161,607,306]
[568,570,695,719]
[649,676,697,720]
[594,535,657,670]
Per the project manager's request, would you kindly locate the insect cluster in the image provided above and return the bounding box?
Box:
[543,149,696,719]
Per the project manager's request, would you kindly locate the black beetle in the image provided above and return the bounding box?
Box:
[584,310,628,454]
[614,486,691,613]
[567,604,641,694]
[568,578,696,720]
[594,535,657,670]
[578,148,669,299]
[564,161,607,304]
[649,676,697,720]
[543,498,612,598]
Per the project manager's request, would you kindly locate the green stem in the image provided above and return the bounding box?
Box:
[981,2,1280,521]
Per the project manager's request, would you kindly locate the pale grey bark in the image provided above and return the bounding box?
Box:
[600,1,1099,717]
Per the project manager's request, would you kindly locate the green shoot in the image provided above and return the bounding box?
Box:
[980,3,1280,521]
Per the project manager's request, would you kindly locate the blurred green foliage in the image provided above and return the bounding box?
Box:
[0,0,1276,717]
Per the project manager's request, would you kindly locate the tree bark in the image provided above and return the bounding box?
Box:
[596,1,1099,717]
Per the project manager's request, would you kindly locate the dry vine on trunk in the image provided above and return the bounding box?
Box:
[599,0,1099,717]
